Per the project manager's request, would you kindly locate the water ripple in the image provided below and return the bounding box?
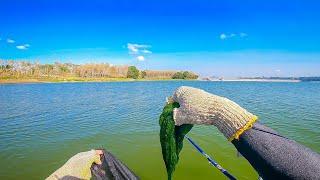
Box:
[0,81,319,179]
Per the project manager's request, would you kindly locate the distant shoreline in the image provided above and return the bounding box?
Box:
[0,78,305,84]
[0,78,191,84]
[205,78,301,82]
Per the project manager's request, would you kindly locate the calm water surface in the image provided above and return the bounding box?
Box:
[0,81,319,179]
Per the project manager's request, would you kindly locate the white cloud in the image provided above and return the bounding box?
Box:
[137,55,145,61]
[127,43,151,54]
[7,38,15,43]
[142,49,152,54]
[220,33,227,40]
[16,44,30,50]
[127,44,139,54]
[127,43,152,62]
[219,33,248,40]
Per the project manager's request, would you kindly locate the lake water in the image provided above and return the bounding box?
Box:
[0,81,319,179]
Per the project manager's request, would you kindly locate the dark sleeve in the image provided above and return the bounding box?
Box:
[91,150,139,180]
[231,122,320,180]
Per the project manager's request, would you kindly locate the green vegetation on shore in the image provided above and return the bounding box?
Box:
[0,60,198,83]
[172,71,199,80]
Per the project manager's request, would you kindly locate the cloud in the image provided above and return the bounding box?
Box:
[16,44,30,50]
[220,33,227,40]
[127,44,139,54]
[142,49,152,54]
[137,55,145,61]
[127,43,152,54]
[127,43,152,61]
[7,38,15,43]
[219,33,248,40]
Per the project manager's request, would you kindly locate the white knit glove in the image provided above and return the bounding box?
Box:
[171,86,258,141]
[46,149,103,180]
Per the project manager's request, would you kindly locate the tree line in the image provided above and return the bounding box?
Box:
[0,60,198,80]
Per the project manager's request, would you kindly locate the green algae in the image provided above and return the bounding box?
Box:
[159,102,193,180]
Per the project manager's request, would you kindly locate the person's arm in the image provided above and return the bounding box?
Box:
[171,86,320,180]
[232,122,320,179]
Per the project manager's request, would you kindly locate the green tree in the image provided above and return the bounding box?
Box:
[172,71,198,79]
[183,71,198,79]
[172,72,185,79]
[127,66,140,79]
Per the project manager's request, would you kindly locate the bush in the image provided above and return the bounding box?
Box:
[172,72,185,79]
[172,71,198,79]
[127,66,140,79]
[183,71,198,79]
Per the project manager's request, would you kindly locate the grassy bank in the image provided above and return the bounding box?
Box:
[0,61,198,84]
[0,77,189,84]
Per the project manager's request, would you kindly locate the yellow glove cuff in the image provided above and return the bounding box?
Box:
[228,115,258,141]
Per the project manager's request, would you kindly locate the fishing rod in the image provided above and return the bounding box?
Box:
[185,135,237,180]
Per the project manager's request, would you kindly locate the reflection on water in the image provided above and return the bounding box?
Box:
[0,81,319,179]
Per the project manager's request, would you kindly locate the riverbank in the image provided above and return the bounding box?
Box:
[1,78,303,84]
[0,77,187,84]
[208,78,301,82]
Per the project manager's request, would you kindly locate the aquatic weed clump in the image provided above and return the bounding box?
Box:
[159,102,193,180]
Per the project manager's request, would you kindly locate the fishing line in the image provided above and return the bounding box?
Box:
[185,135,237,180]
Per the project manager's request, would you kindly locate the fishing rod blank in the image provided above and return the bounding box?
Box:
[185,135,237,180]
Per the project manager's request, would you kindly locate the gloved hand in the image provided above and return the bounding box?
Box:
[171,86,258,141]
[46,149,103,180]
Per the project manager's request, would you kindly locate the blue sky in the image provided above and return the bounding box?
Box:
[1,0,320,77]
